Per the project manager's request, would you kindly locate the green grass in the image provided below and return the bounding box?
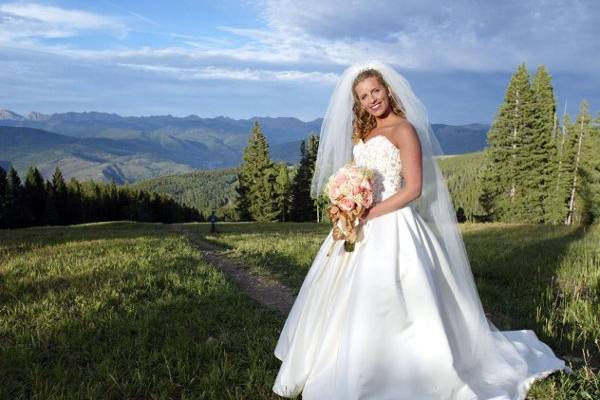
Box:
[1,221,598,399]
[0,222,283,399]
[189,221,600,399]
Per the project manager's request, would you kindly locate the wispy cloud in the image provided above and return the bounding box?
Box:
[117,63,338,83]
[2,1,598,75]
[0,2,126,40]
[253,0,600,73]
[102,0,160,27]
[0,1,598,122]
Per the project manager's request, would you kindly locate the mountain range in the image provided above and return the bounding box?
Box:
[0,109,489,183]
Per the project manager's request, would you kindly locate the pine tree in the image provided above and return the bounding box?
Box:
[274,162,291,222]
[24,167,47,225]
[521,65,558,222]
[545,113,572,224]
[43,180,59,225]
[4,167,27,228]
[235,121,278,222]
[49,166,69,225]
[67,178,84,224]
[477,154,497,221]
[290,134,319,221]
[564,101,593,225]
[0,167,8,227]
[480,64,535,222]
[251,165,279,222]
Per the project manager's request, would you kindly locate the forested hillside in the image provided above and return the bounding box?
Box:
[438,152,486,222]
[132,168,241,220]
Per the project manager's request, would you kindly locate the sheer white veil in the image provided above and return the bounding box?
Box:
[310,60,530,376]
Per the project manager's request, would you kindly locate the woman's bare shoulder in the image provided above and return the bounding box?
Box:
[388,119,419,148]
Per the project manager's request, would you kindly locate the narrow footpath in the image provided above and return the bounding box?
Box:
[170,225,296,315]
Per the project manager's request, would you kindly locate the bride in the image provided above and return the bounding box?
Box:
[271,60,565,399]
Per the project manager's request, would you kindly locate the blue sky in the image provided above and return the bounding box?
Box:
[0,0,599,124]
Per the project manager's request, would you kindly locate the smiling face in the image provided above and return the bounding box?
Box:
[354,76,391,118]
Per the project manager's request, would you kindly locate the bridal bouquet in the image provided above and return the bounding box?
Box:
[325,162,374,252]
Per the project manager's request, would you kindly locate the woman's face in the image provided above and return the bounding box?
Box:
[354,76,390,118]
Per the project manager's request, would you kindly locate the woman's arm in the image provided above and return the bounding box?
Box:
[361,121,422,223]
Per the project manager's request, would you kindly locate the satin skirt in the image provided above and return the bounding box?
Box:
[272,205,565,399]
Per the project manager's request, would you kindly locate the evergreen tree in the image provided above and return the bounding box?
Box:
[67,178,84,224]
[0,167,7,227]
[49,166,69,224]
[4,167,27,228]
[545,113,573,224]
[290,134,319,221]
[521,65,557,222]
[43,180,59,225]
[24,167,47,225]
[235,121,278,222]
[477,154,497,221]
[564,101,594,225]
[274,162,291,222]
[480,64,535,222]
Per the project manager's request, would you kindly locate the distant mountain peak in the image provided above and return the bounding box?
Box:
[0,109,24,120]
[25,111,50,121]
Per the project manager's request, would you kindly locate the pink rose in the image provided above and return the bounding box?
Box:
[328,185,340,200]
[339,197,356,211]
[334,173,347,185]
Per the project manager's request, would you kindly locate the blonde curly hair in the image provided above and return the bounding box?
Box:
[351,68,406,144]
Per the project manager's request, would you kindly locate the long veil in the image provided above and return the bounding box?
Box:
[310,60,532,380]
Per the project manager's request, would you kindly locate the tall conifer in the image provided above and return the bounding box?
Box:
[521,66,558,222]
[5,168,27,228]
[480,64,534,221]
[50,166,69,224]
[235,121,278,222]
[274,162,291,222]
[564,101,593,225]
[24,167,47,225]
[545,113,572,224]
[0,167,7,227]
[290,134,319,221]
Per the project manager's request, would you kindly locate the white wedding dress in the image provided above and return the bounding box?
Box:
[272,135,565,399]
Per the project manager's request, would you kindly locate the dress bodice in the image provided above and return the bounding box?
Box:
[353,135,404,203]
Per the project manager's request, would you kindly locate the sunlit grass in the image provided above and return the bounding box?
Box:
[1,220,597,399]
[189,221,600,399]
[0,222,283,399]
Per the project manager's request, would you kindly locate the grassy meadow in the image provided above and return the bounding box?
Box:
[0,221,598,399]
[0,222,283,399]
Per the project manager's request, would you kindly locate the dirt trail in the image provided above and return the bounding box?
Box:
[171,225,296,315]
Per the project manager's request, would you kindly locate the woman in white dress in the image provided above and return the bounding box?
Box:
[272,60,566,399]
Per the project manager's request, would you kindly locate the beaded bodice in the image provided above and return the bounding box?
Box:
[353,135,404,203]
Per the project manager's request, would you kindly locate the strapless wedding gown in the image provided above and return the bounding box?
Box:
[272,135,565,399]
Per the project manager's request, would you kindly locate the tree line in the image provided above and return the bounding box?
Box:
[478,64,599,225]
[0,165,201,229]
[235,121,327,222]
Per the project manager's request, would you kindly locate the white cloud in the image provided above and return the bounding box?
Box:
[0,2,126,39]
[0,0,598,121]
[1,0,598,81]
[116,63,338,83]
[251,0,600,73]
